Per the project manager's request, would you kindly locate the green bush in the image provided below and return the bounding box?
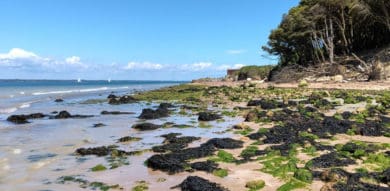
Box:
[238,65,274,80]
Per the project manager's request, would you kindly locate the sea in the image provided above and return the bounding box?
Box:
[0,79,241,190]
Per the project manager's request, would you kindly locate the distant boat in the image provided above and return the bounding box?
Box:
[108,78,111,83]
[77,78,81,83]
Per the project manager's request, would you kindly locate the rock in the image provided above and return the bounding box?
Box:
[101,111,135,115]
[52,110,93,119]
[138,107,169,119]
[152,134,201,153]
[245,111,258,122]
[159,103,175,109]
[7,113,46,124]
[107,94,117,99]
[198,112,222,121]
[173,176,228,191]
[247,99,285,109]
[93,123,106,127]
[309,152,355,168]
[54,111,72,119]
[54,98,64,102]
[204,138,243,149]
[7,115,29,124]
[147,154,186,174]
[75,146,128,157]
[132,123,161,131]
[146,137,242,174]
[108,95,137,105]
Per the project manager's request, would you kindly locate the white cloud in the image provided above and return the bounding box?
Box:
[65,56,81,64]
[0,48,39,59]
[0,48,87,70]
[180,62,212,71]
[216,64,245,71]
[226,49,247,55]
[124,62,164,70]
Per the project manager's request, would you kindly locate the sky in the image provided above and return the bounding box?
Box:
[0,0,299,80]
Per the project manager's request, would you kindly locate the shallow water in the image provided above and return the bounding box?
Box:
[0,81,242,191]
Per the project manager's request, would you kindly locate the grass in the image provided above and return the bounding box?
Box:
[245,180,265,191]
[209,150,236,163]
[240,146,259,159]
[277,178,307,191]
[234,128,254,136]
[133,84,205,102]
[364,153,390,171]
[212,168,228,178]
[221,110,238,117]
[293,169,313,183]
[302,146,317,156]
[198,122,213,128]
[132,181,149,191]
[57,176,120,191]
[91,164,107,172]
[298,132,319,140]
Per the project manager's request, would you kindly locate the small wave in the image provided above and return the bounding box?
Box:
[32,86,129,96]
[0,107,18,114]
[19,103,31,109]
[79,87,108,92]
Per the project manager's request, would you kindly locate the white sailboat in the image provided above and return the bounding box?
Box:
[108,78,111,83]
[77,78,82,83]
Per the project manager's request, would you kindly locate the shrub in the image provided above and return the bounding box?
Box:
[238,65,274,80]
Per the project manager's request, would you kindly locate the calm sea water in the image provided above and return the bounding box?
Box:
[0,79,185,116]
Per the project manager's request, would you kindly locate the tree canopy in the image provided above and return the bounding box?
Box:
[263,0,390,67]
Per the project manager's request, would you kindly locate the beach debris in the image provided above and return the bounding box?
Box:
[172,176,229,191]
[198,112,222,121]
[101,110,135,115]
[7,113,46,124]
[132,123,161,131]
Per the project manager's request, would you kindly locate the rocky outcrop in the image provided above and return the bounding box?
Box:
[7,113,46,124]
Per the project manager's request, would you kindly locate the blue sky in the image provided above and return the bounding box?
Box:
[0,0,299,80]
